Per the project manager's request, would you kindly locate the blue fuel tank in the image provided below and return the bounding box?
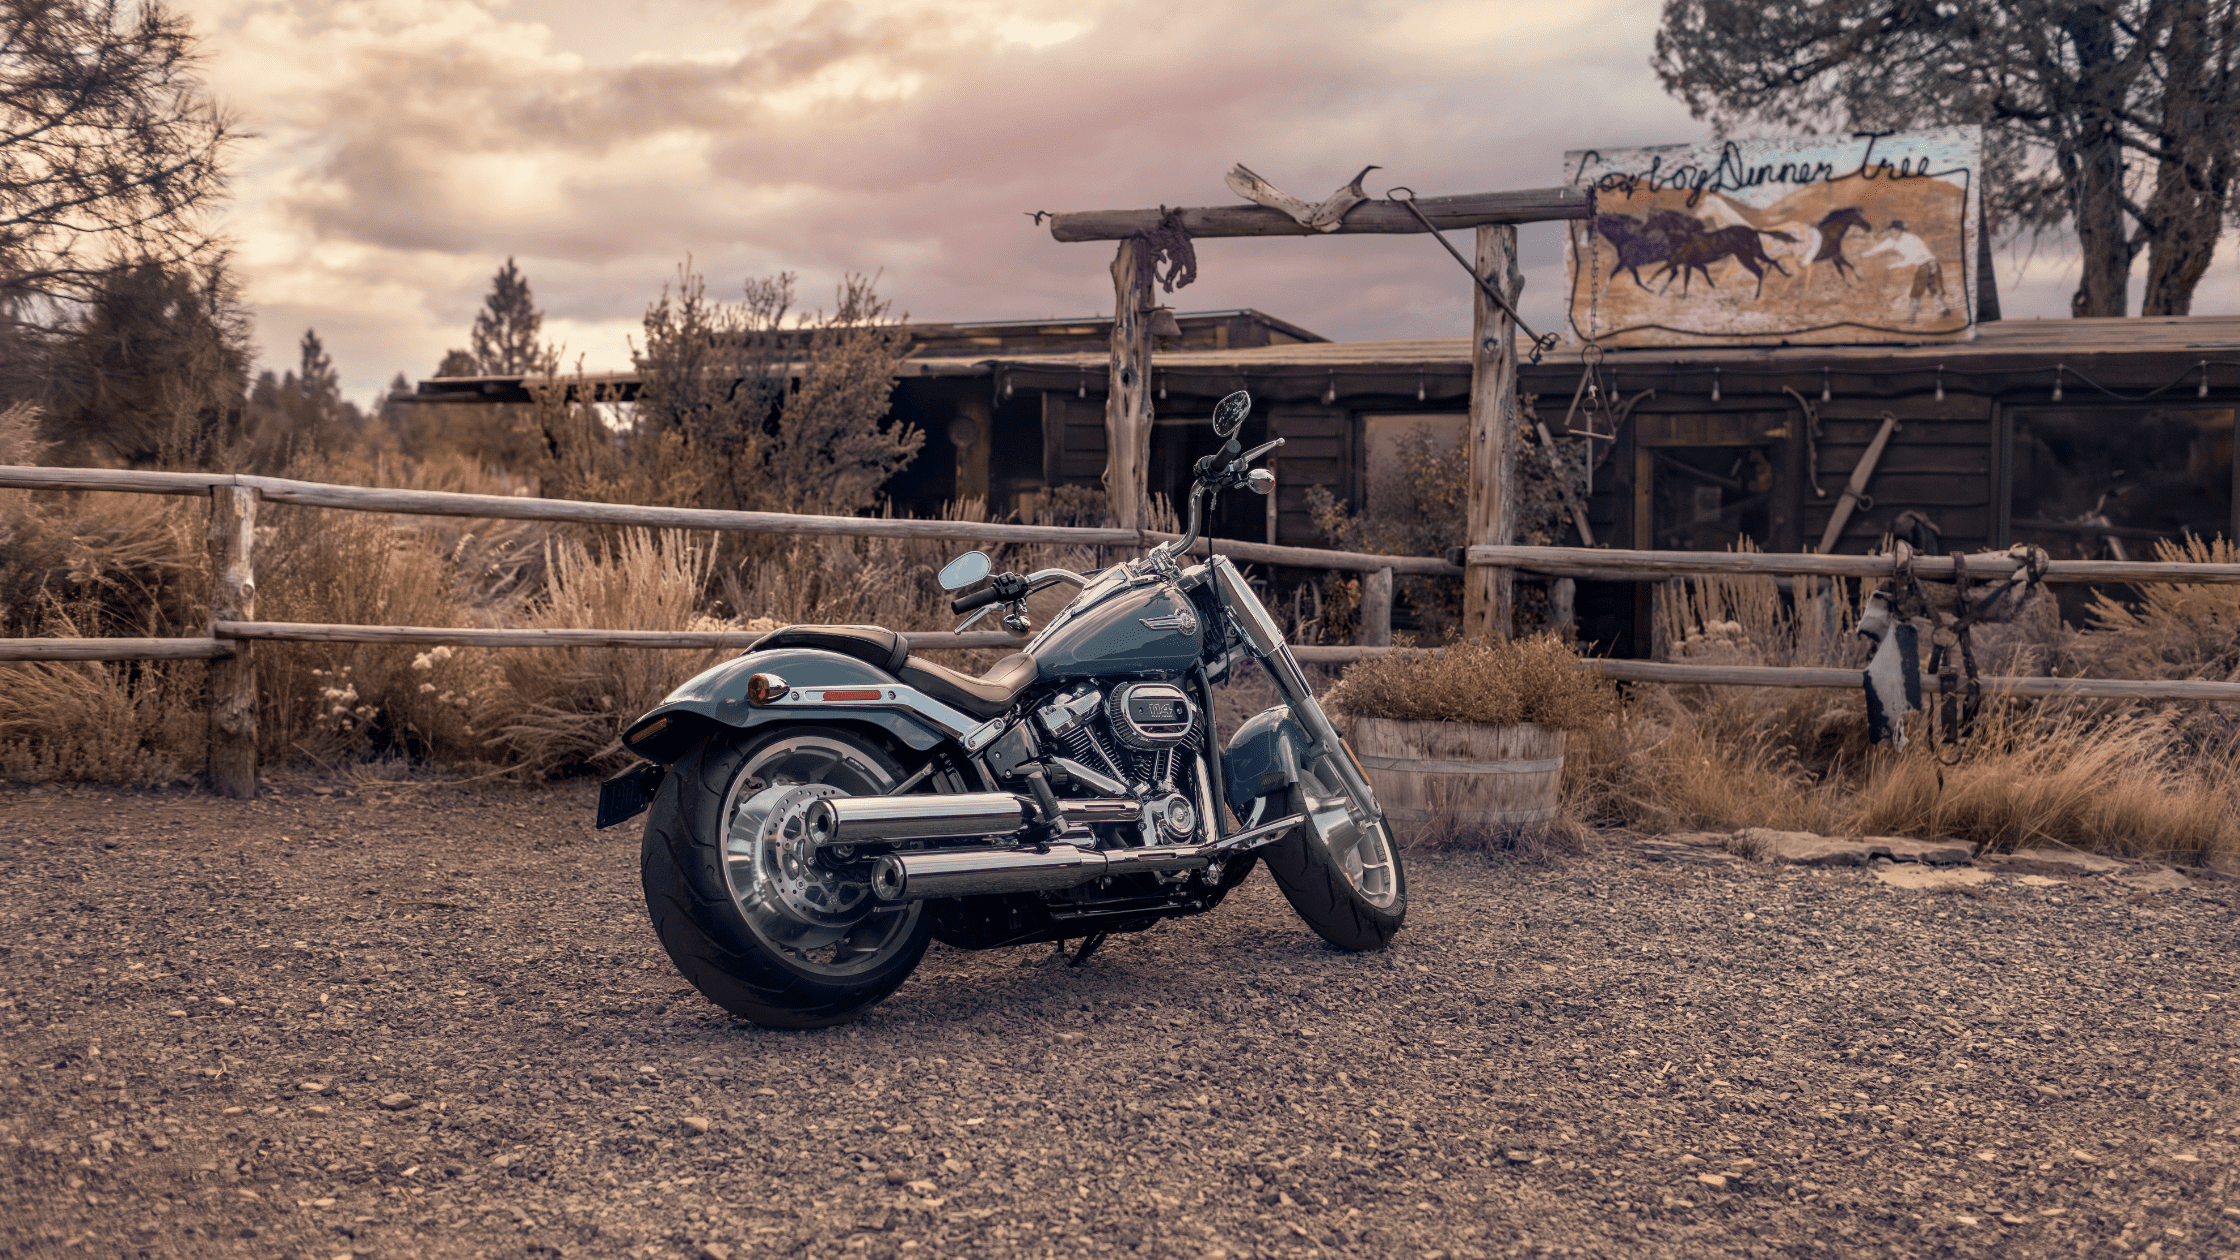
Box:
[1029,578,1204,680]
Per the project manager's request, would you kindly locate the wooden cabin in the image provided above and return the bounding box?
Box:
[409,313,2240,657]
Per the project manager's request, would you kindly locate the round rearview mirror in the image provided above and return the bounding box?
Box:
[936,550,992,592]
[1211,390,1251,438]
[1246,468,1276,496]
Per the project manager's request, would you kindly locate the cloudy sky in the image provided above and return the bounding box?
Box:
[177,0,2240,404]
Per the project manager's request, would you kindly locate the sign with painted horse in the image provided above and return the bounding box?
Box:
[1564,127,1982,347]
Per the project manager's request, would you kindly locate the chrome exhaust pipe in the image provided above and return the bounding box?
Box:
[869,812,1305,902]
[807,793,1141,848]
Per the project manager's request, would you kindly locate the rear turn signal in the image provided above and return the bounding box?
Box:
[746,673,789,705]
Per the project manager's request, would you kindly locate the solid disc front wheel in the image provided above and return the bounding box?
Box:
[1258,753,1406,951]
[641,725,935,1028]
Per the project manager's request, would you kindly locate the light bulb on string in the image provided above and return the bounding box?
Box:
[1416,372,1426,403]
[1934,366,1945,403]
[2052,365,2064,402]
[1002,374,1013,401]
[1710,367,1721,403]
[1821,366,1831,403]
[1078,367,1087,400]
[1323,370,1336,406]
[2200,360,2210,399]
[1158,372,1166,401]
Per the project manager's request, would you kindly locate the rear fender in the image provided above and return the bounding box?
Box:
[620,647,949,766]
[1223,704,1310,821]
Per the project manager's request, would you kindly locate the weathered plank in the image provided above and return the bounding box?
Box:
[213,622,1025,652]
[1467,544,2240,584]
[1463,226,1523,640]
[0,638,235,662]
[1047,187,1591,242]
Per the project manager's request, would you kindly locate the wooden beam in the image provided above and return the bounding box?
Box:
[1462,225,1523,641]
[207,486,258,799]
[1103,239,1155,530]
[214,622,1024,652]
[1049,188,1592,242]
[0,638,235,662]
[1467,543,2240,585]
[1288,648,2240,700]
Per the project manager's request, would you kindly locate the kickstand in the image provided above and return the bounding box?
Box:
[1065,933,1108,968]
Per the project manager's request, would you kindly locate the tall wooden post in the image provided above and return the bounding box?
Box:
[207,485,258,797]
[1462,225,1523,641]
[1103,238,1155,531]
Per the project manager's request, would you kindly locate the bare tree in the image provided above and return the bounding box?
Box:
[1,0,239,329]
[1653,0,2240,316]
[626,264,921,518]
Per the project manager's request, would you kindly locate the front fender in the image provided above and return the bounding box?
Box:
[1223,704,1310,819]
[620,647,948,764]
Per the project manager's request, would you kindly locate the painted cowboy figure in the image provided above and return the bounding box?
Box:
[1859,219,1953,321]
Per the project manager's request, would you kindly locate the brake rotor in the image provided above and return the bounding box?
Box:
[725,783,874,938]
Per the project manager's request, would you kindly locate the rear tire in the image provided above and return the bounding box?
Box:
[1258,766,1406,951]
[640,724,935,1028]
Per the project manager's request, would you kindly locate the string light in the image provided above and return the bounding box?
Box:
[1416,371,1426,403]
[1934,365,1945,403]
[2200,360,2210,398]
[2051,364,2064,402]
[1323,370,1336,406]
[1078,366,1087,399]
[1710,366,1721,403]
[1821,366,1831,403]
[1158,371,1166,401]
[1002,374,1013,401]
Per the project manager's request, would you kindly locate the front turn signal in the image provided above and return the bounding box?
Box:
[746,673,789,705]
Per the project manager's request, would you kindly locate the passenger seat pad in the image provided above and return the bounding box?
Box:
[750,625,910,674]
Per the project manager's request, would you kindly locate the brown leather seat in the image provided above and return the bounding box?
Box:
[750,625,911,674]
[896,652,1039,719]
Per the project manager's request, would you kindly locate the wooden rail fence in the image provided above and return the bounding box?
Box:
[6,467,2237,796]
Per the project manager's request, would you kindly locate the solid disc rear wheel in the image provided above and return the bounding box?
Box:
[640,725,936,1028]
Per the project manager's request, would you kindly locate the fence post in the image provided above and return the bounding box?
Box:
[1463,224,1522,642]
[1360,566,1393,647]
[207,485,258,797]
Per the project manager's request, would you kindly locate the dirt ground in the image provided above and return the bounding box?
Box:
[2,779,2236,1260]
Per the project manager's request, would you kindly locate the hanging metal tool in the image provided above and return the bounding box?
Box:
[1387,187,1560,364]
[1817,411,1902,553]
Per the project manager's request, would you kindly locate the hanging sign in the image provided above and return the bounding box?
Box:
[1565,126,1983,347]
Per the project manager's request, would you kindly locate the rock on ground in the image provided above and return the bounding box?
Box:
[0,781,2235,1260]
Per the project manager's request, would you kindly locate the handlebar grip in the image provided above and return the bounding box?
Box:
[951,586,1005,614]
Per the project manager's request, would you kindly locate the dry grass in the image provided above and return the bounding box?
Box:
[475,530,723,778]
[1323,634,1618,733]
[1579,564,2240,869]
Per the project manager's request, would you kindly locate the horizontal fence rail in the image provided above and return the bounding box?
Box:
[1285,649,2240,702]
[8,464,2238,799]
[0,465,1456,575]
[1467,544,2240,586]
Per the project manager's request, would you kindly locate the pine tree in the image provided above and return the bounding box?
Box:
[469,257,553,375]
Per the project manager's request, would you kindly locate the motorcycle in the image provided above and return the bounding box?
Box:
[595,390,1404,1027]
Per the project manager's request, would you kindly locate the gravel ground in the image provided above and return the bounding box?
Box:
[2,780,2237,1260]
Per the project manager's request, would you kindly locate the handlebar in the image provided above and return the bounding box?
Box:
[950,586,1005,614]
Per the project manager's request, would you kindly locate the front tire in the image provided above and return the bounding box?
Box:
[1258,755,1406,951]
[640,724,935,1028]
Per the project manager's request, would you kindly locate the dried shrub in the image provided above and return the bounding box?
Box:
[474,530,722,779]
[1849,702,2237,866]
[253,497,483,767]
[1322,634,1617,734]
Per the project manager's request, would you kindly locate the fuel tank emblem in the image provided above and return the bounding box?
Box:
[1139,607,1197,636]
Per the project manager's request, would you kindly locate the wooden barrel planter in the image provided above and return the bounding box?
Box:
[1349,717,1566,832]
